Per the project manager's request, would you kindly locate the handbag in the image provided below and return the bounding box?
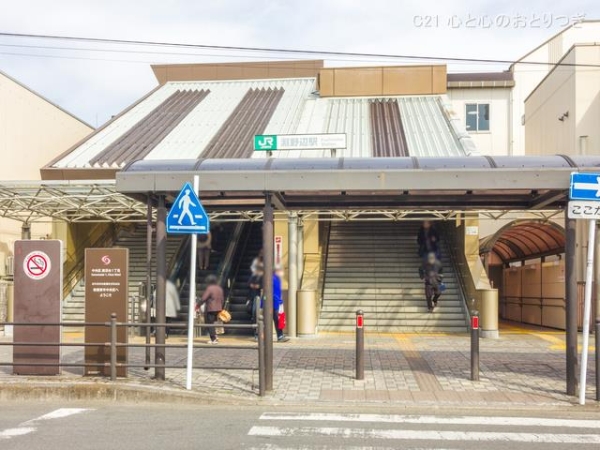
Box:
[439,282,447,293]
[277,304,286,330]
[218,309,232,323]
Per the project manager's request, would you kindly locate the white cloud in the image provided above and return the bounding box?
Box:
[0,0,598,126]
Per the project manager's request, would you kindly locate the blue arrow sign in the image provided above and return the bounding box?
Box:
[167,183,210,234]
[570,173,600,201]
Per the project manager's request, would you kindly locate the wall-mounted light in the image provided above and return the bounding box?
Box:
[558,111,569,121]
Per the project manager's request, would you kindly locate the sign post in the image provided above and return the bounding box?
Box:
[85,248,129,377]
[167,176,208,390]
[569,172,600,405]
[13,240,62,375]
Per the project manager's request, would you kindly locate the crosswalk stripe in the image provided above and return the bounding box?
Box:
[260,413,600,429]
[245,446,455,450]
[0,408,92,441]
[248,426,600,444]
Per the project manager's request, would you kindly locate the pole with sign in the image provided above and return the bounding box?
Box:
[569,172,599,405]
[166,176,209,390]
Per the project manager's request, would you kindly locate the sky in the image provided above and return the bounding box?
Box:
[0,0,598,127]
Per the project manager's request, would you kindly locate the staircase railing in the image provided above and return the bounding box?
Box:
[218,222,245,288]
[168,223,246,302]
[224,223,253,306]
[63,224,119,300]
[317,221,332,317]
[441,223,482,330]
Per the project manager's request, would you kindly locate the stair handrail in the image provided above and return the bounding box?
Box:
[317,220,332,320]
[63,224,118,299]
[168,223,246,301]
[224,223,254,307]
[217,222,245,287]
[441,223,477,330]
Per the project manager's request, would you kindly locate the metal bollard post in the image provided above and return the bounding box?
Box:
[356,310,364,381]
[110,313,117,381]
[470,311,480,382]
[258,314,266,397]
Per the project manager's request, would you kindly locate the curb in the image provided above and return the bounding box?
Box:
[0,380,262,406]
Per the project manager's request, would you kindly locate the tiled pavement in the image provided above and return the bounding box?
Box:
[0,324,597,407]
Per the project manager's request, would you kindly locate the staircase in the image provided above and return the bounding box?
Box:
[172,223,235,331]
[319,222,468,333]
[226,223,263,334]
[62,226,184,323]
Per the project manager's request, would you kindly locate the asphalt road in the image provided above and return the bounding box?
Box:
[1,401,599,449]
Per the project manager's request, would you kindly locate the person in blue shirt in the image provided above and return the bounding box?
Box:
[273,266,289,342]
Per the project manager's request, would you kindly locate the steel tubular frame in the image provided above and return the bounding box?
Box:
[0,318,266,396]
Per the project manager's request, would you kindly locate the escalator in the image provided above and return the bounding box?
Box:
[168,222,262,335]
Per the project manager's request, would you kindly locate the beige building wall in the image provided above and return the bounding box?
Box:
[0,70,93,262]
[446,87,511,156]
[524,51,577,155]
[511,21,600,155]
[525,44,600,156]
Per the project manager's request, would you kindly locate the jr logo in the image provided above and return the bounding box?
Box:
[254,135,277,151]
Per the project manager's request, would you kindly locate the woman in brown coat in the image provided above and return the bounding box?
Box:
[199,275,224,344]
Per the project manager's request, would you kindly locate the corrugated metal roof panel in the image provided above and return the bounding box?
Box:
[398,96,466,157]
[146,78,315,161]
[52,76,476,168]
[201,87,284,158]
[53,78,316,168]
[370,100,408,157]
[90,89,209,166]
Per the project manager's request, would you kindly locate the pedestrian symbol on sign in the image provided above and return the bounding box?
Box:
[167,182,210,234]
[177,189,197,226]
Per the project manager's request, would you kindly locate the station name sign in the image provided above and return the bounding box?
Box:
[254,133,347,151]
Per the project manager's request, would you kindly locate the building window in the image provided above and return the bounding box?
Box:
[465,103,490,132]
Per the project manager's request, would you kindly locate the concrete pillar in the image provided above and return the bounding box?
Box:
[297,221,304,285]
[145,195,153,366]
[155,195,167,381]
[21,223,31,240]
[263,194,274,391]
[288,213,298,338]
[565,216,578,396]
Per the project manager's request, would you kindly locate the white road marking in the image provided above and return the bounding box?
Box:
[246,446,455,450]
[248,426,600,444]
[23,408,90,424]
[260,412,600,429]
[0,408,91,441]
[0,427,36,440]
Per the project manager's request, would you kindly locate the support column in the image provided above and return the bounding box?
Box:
[565,215,578,396]
[596,222,600,401]
[155,194,167,381]
[263,194,274,391]
[145,195,153,367]
[21,223,31,240]
[297,220,304,285]
[288,212,298,338]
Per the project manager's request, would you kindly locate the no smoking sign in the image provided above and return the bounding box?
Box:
[22,251,51,280]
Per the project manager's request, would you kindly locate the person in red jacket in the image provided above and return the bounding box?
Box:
[198,275,224,344]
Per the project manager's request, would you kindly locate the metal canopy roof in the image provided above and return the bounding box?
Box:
[0,180,147,223]
[480,220,566,263]
[116,155,600,211]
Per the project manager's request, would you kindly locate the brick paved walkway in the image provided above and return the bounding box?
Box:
[0,324,597,406]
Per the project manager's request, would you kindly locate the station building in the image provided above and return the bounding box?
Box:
[0,21,599,341]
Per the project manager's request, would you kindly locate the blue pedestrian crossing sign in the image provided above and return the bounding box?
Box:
[166,182,210,234]
[570,173,600,201]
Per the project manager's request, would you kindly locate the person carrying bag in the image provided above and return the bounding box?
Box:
[198,274,225,344]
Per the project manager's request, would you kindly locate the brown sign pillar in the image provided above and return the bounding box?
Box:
[13,240,62,375]
[84,248,129,377]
